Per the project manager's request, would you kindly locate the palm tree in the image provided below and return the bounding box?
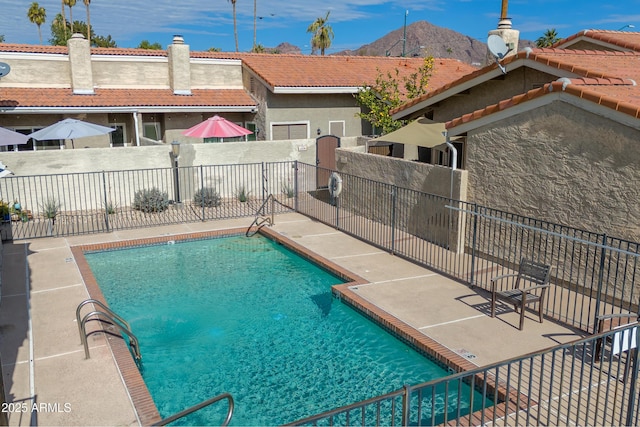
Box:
[60,0,67,39]
[306,11,334,56]
[536,28,560,48]
[227,0,238,52]
[83,0,91,42]
[64,0,77,34]
[27,2,47,45]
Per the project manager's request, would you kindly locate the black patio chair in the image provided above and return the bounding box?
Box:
[490,258,552,330]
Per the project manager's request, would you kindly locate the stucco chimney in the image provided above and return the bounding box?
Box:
[67,33,94,94]
[486,0,519,65]
[167,35,191,95]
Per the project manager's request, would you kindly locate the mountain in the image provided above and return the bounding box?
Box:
[265,21,535,65]
[336,21,489,65]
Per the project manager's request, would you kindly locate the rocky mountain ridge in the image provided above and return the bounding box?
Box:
[268,21,535,65]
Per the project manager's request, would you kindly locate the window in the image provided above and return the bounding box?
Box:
[272,123,308,140]
[143,122,161,140]
[245,122,257,141]
[2,128,63,151]
[110,124,127,147]
[329,121,345,137]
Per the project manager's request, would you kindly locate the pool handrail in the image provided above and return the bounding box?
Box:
[246,193,275,237]
[76,298,131,342]
[80,310,142,361]
[152,392,235,426]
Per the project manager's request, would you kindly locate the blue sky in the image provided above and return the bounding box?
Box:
[2,1,640,53]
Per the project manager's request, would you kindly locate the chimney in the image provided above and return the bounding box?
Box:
[167,35,191,95]
[486,0,519,65]
[67,33,94,94]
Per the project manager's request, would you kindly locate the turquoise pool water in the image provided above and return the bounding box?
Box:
[85,235,483,425]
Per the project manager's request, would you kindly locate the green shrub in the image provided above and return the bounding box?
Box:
[105,201,118,215]
[282,183,295,198]
[133,188,169,213]
[194,187,222,207]
[41,197,62,219]
[236,186,250,203]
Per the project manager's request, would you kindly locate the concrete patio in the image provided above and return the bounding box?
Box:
[0,213,585,426]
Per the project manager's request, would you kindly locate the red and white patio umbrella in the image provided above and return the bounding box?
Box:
[182,115,253,141]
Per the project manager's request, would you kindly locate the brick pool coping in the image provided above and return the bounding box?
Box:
[71,226,521,425]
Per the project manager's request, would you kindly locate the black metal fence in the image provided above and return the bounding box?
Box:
[294,163,640,335]
[2,161,639,332]
[2,160,640,425]
[0,162,297,240]
[288,323,640,426]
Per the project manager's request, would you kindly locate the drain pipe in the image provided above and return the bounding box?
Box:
[132,111,141,147]
[445,131,457,251]
[444,131,457,199]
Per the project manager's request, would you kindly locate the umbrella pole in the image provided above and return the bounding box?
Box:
[71,139,75,149]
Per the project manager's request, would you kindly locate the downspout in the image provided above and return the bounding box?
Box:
[133,111,141,147]
[445,131,457,251]
[444,131,457,199]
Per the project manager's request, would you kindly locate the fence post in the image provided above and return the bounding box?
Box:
[293,161,299,213]
[261,162,266,202]
[469,203,479,287]
[401,384,411,426]
[625,327,640,426]
[391,186,397,255]
[101,171,110,232]
[593,233,608,332]
[200,165,205,221]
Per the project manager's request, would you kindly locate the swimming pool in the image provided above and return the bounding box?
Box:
[84,233,483,425]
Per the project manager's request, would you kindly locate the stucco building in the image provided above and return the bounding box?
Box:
[391,30,640,241]
[0,34,474,151]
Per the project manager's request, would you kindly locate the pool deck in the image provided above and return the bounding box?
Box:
[0,213,585,426]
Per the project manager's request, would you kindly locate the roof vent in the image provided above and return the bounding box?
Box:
[173,35,184,44]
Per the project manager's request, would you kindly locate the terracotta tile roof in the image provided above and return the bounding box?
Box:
[238,54,476,91]
[554,30,640,52]
[446,77,640,129]
[0,88,255,109]
[393,46,640,123]
[0,43,169,57]
[510,48,640,80]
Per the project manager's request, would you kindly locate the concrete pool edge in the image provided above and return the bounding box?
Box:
[70,225,518,425]
[71,228,254,425]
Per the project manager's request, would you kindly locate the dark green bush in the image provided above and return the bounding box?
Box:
[133,188,169,213]
[194,187,222,207]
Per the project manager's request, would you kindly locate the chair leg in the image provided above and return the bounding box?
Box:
[538,303,544,323]
[519,305,525,330]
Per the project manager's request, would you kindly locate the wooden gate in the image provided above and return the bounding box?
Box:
[316,135,340,189]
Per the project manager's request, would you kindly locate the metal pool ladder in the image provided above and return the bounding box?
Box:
[153,392,235,426]
[246,193,275,237]
[76,298,141,362]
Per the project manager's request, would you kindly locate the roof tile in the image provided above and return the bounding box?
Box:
[0,88,255,109]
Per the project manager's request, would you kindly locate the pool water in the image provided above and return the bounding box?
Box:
[85,235,482,425]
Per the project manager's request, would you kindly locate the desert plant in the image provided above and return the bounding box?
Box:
[282,183,295,198]
[41,197,61,220]
[194,187,222,207]
[133,188,169,213]
[235,186,250,203]
[105,201,118,215]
